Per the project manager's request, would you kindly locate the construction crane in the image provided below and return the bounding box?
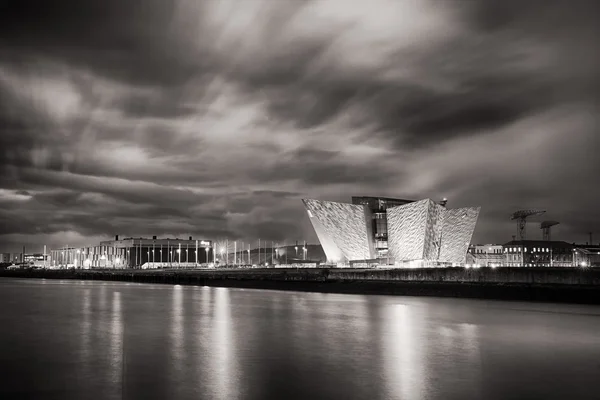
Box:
[540,221,559,241]
[511,209,546,241]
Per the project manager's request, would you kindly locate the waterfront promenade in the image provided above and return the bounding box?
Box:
[2,267,599,304]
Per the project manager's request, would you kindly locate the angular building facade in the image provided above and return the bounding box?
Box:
[303,196,480,266]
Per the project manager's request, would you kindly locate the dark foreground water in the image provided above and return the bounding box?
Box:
[1,279,599,400]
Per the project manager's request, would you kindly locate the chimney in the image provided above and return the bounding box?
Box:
[115,235,119,241]
[153,235,157,240]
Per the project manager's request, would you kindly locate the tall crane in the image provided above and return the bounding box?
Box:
[511,209,546,241]
[540,221,559,241]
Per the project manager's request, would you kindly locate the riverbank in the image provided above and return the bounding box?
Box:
[2,267,599,304]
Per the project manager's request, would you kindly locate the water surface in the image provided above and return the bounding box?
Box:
[1,278,599,400]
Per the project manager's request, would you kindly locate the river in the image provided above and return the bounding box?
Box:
[0,278,599,400]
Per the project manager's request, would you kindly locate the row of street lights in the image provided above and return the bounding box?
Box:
[215,241,309,266]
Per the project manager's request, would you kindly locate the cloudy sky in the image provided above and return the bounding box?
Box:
[1,0,598,252]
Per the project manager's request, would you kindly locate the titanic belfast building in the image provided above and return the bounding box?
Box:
[302,196,480,266]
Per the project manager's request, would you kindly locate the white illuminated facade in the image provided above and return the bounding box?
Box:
[303,196,480,266]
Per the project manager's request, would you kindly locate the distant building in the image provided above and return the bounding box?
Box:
[51,236,213,269]
[0,253,22,264]
[502,240,575,267]
[573,244,600,267]
[303,196,480,266]
[467,244,504,267]
[23,254,49,267]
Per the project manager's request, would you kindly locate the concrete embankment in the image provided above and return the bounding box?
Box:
[2,267,599,304]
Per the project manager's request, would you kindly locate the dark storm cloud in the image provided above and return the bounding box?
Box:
[0,0,213,87]
[0,0,598,251]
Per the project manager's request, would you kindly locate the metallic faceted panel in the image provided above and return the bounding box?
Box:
[439,207,481,264]
[302,199,371,262]
[423,200,445,261]
[387,199,430,262]
[308,212,344,262]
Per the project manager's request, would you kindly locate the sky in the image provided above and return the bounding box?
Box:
[0,0,599,253]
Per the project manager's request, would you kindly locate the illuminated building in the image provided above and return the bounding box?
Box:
[502,240,575,267]
[51,236,213,269]
[467,244,504,267]
[302,196,480,266]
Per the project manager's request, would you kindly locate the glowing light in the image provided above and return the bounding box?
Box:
[581,261,588,267]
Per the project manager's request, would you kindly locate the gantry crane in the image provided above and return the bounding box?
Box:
[511,209,546,241]
[540,221,559,241]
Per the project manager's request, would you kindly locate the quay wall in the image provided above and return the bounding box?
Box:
[329,267,600,286]
[2,267,599,304]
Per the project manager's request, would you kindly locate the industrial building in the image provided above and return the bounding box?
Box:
[502,240,576,267]
[302,196,480,266]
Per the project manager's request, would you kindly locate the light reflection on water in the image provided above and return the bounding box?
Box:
[109,291,123,399]
[1,279,600,400]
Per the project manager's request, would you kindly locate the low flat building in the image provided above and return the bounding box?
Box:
[51,236,214,269]
[100,236,213,268]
